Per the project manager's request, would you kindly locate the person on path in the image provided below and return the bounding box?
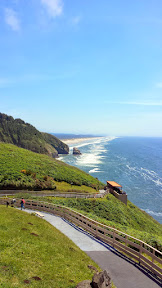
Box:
[6,201,9,207]
[11,198,16,207]
[20,198,25,210]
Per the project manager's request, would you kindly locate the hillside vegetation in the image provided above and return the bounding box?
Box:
[0,143,103,191]
[42,132,69,154]
[44,195,162,251]
[0,113,69,157]
[0,205,100,288]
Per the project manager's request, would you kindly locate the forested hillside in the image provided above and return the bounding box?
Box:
[0,113,69,157]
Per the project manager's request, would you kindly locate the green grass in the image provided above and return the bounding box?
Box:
[0,143,104,191]
[0,205,101,288]
[42,195,162,252]
[52,181,99,193]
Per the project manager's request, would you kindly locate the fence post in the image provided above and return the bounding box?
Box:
[95,225,98,238]
[125,235,127,247]
[113,231,115,248]
[152,248,155,264]
[63,207,66,219]
[139,241,142,265]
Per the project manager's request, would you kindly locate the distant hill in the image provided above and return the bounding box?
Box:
[0,113,69,157]
[52,133,102,139]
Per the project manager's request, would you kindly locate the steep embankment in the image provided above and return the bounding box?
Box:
[42,132,69,154]
[0,113,69,157]
[46,196,162,251]
[0,143,104,191]
[0,206,100,288]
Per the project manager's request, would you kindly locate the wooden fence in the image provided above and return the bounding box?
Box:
[0,190,107,198]
[1,198,162,280]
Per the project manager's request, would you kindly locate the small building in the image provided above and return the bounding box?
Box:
[107,181,127,205]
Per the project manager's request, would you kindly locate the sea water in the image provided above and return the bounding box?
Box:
[59,136,162,224]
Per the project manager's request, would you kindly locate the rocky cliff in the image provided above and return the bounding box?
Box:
[42,132,69,154]
[73,147,82,155]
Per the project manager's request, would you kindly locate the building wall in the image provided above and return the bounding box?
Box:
[109,188,127,205]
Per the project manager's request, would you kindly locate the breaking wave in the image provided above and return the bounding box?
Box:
[144,209,162,217]
[126,165,162,188]
[59,135,162,223]
[89,168,102,173]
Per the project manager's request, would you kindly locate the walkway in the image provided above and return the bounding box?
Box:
[23,209,161,288]
[0,189,107,198]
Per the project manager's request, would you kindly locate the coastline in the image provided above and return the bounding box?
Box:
[59,136,162,223]
[62,136,103,145]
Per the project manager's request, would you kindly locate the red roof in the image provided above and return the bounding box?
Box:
[107,181,122,188]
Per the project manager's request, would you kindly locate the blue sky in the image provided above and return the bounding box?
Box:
[0,0,162,136]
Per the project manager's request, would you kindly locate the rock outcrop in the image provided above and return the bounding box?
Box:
[92,270,111,288]
[73,147,82,155]
[75,270,111,288]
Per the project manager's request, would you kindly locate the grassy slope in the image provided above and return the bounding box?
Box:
[0,143,103,191]
[0,205,101,288]
[44,195,162,251]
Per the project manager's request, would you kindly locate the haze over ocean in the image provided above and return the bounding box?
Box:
[59,136,162,224]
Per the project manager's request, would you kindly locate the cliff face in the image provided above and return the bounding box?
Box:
[0,113,69,157]
[42,132,69,154]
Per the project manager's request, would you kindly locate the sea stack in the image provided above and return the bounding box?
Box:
[73,147,82,155]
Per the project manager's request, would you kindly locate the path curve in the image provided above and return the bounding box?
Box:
[23,209,161,288]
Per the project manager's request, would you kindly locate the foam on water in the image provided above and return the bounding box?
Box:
[144,209,162,217]
[126,164,162,188]
[76,153,105,167]
[59,136,162,223]
[89,168,102,173]
[68,136,116,167]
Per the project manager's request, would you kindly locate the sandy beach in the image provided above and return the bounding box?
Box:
[62,137,103,145]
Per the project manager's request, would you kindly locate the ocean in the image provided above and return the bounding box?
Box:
[59,136,162,224]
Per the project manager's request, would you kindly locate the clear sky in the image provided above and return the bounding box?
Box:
[0,0,162,137]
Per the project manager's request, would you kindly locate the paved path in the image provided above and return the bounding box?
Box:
[23,209,161,288]
[0,189,107,198]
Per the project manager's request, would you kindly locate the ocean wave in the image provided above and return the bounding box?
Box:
[90,144,107,153]
[76,153,105,166]
[143,209,162,217]
[116,155,127,161]
[73,136,117,149]
[70,137,115,167]
[126,164,162,187]
[60,136,162,223]
[141,168,160,178]
[126,165,138,172]
[89,168,102,173]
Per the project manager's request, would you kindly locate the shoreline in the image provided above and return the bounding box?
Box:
[61,136,103,145]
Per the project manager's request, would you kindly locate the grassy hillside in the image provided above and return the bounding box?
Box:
[0,205,100,288]
[44,195,162,251]
[0,143,104,191]
[0,113,69,157]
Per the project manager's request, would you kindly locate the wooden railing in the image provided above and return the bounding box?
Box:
[0,190,107,198]
[1,198,162,280]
